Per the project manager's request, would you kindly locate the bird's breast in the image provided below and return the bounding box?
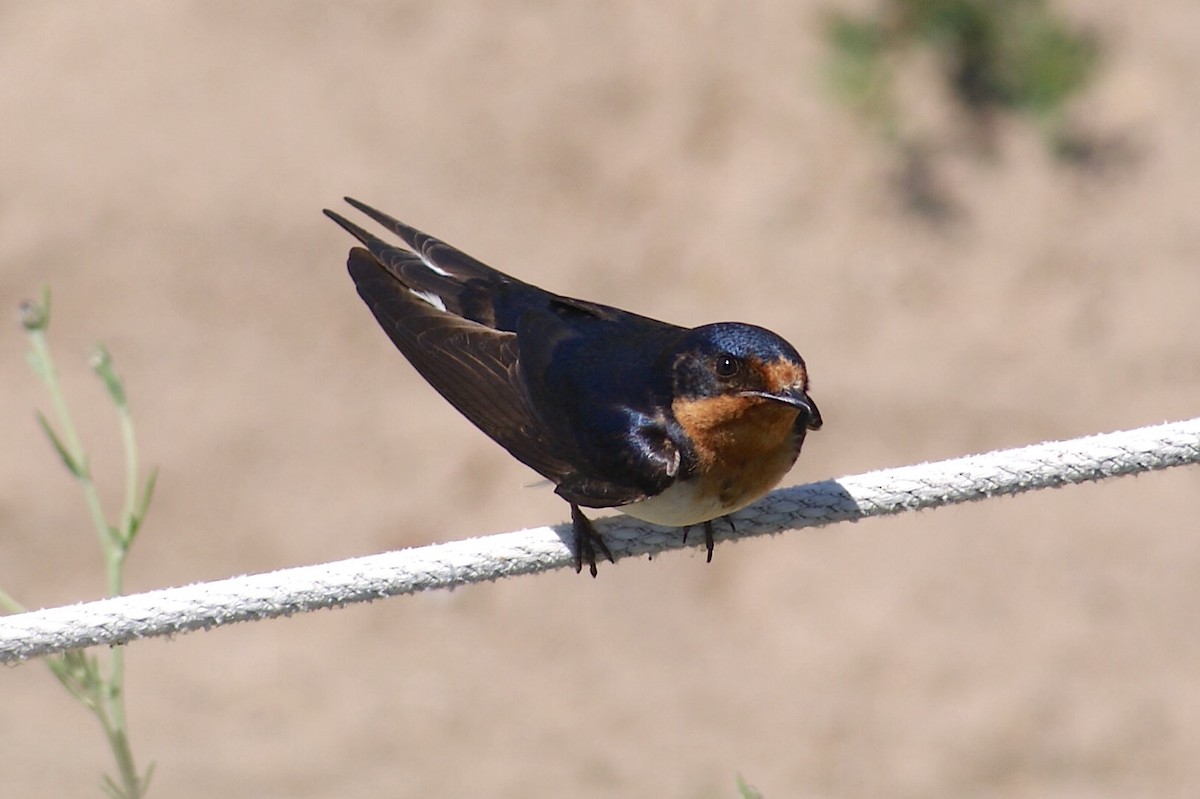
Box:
[618,395,800,527]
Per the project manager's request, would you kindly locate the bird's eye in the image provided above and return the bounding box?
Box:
[715,353,740,379]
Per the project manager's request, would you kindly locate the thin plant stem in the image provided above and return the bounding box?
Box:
[25,320,114,559]
[7,291,155,799]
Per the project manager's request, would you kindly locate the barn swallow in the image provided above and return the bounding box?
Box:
[325,198,822,576]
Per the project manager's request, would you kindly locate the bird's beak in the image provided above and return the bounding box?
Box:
[740,388,823,430]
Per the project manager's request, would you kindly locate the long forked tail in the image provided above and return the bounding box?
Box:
[323,198,522,323]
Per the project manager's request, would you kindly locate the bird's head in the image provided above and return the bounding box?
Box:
[667,322,822,432]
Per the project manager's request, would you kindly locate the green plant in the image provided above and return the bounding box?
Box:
[0,289,157,799]
[736,773,764,799]
[826,0,1100,161]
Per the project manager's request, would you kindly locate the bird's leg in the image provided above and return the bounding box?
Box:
[709,514,740,562]
[683,520,725,563]
[570,503,614,577]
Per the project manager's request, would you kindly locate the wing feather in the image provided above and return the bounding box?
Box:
[348,251,575,483]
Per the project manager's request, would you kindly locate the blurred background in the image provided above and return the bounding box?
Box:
[2,2,1198,796]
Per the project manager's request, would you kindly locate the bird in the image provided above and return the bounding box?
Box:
[325,198,823,576]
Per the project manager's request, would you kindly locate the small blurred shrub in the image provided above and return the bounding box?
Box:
[828,0,1097,140]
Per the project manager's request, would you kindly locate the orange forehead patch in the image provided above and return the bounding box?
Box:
[752,357,808,395]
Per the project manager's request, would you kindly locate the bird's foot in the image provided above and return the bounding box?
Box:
[682,515,735,563]
[570,504,614,577]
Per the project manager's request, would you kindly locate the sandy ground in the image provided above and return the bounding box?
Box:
[2,3,1198,797]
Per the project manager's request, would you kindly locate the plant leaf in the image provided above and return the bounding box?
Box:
[99,772,123,799]
[142,761,156,793]
[37,412,86,478]
[127,467,159,545]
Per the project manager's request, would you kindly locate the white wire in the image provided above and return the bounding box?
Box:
[2,418,1197,663]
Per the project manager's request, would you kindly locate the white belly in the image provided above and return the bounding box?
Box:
[617,480,739,528]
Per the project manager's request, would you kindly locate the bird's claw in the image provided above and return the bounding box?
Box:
[570,504,614,577]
